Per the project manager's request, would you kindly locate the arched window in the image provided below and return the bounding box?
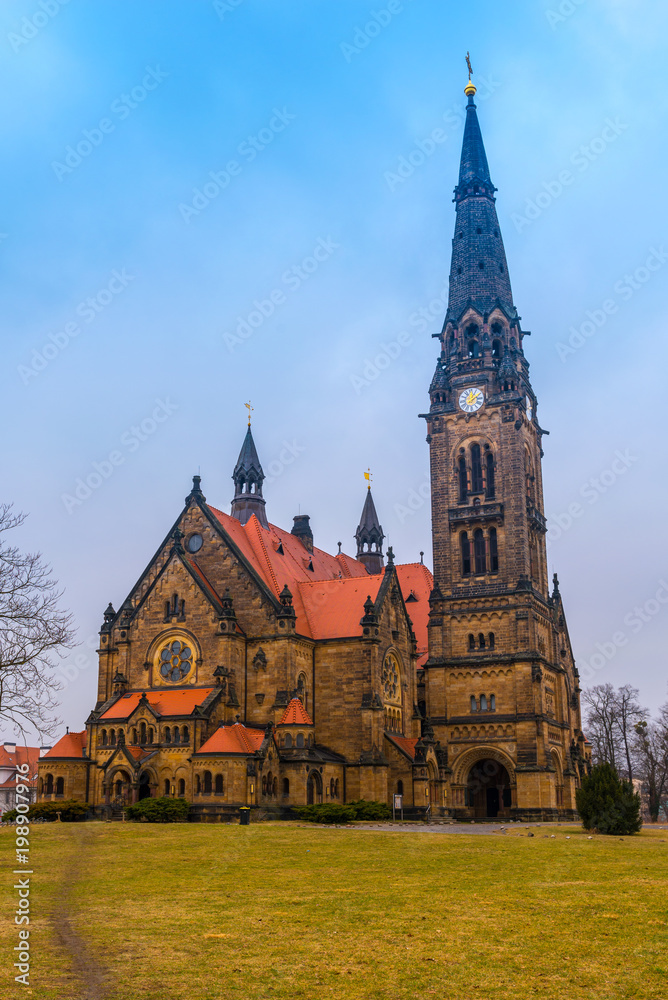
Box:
[461,532,471,576]
[492,338,502,359]
[470,696,477,713]
[490,694,496,711]
[485,452,495,499]
[480,694,488,711]
[164,778,171,796]
[296,733,305,748]
[468,633,475,651]
[55,776,64,796]
[174,727,181,745]
[195,774,201,794]
[330,778,335,798]
[182,726,189,743]
[273,777,278,797]
[131,728,137,744]
[178,778,186,796]
[164,727,171,744]
[101,730,107,746]
[474,528,486,574]
[203,771,212,794]
[478,632,486,649]
[45,774,54,794]
[215,774,224,794]
[262,776,267,795]
[467,340,479,358]
[335,778,339,797]
[283,778,290,796]
[397,779,404,796]
[458,455,468,501]
[471,444,483,493]
[140,722,147,745]
[489,528,499,573]
[284,732,292,748]
[110,729,116,746]
[489,632,495,650]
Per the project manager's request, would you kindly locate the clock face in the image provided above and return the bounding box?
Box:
[458,387,484,413]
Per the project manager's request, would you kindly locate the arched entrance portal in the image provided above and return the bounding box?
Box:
[138,771,152,801]
[306,770,322,805]
[466,759,512,819]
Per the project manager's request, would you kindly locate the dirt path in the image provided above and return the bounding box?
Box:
[49,824,110,1000]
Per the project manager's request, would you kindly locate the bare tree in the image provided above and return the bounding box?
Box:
[582,683,646,779]
[0,504,74,739]
[633,711,668,822]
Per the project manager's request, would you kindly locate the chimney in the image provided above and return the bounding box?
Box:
[4,741,16,754]
[291,515,313,553]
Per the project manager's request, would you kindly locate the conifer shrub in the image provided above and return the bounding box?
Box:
[125,796,190,823]
[576,763,642,835]
[293,800,391,823]
[3,800,89,822]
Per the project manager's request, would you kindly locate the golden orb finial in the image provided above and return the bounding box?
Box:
[465,51,476,96]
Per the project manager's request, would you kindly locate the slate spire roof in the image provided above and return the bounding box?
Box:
[233,426,264,483]
[445,90,517,325]
[355,487,384,574]
[231,425,268,528]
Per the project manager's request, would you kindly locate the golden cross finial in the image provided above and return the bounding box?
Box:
[245,401,253,427]
[364,468,372,490]
[466,51,473,81]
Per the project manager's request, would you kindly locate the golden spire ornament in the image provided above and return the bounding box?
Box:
[364,468,372,490]
[465,51,476,97]
[245,401,253,427]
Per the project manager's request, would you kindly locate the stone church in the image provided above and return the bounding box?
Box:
[39,76,589,821]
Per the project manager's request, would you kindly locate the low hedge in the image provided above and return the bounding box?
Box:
[294,799,391,824]
[124,796,190,823]
[3,800,89,823]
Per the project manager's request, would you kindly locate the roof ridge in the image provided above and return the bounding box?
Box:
[246,516,280,596]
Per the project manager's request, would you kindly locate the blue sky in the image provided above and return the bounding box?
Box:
[2,0,668,737]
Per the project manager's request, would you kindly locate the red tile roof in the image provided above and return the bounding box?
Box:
[395,563,433,657]
[385,733,418,760]
[99,688,214,720]
[0,745,40,779]
[42,732,87,759]
[196,723,266,755]
[279,698,313,726]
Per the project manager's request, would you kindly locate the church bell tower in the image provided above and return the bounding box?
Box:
[421,69,586,821]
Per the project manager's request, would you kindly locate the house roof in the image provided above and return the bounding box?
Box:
[385,733,418,761]
[205,508,434,646]
[0,744,40,779]
[278,698,313,726]
[195,722,266,755]
[99,688,214,720]
[42,732,87,759]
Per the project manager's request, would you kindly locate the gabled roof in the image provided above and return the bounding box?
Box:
[99,688,215,721]
[195,723,266,755]
[42,732,87,759]
[278,698,313,726]
[394,563,433,657]
[385,733,418,761]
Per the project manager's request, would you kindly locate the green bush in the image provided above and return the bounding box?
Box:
[2,800,89,823]
[293,799,391,824]
[576,763,642,835]
[125,796,190,823]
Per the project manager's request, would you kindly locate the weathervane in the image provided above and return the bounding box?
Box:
[245,401,253,427]
[364,468,373,490]
[466,51,473,81]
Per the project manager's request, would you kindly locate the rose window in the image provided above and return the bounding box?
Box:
[159,640,193,682]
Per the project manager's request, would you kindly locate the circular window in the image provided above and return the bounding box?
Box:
[186,533,203,553]
[159,640,193,682]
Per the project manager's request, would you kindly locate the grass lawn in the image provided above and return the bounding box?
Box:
[2,821,667,1000]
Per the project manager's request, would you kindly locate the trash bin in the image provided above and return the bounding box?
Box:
[239,807,251,826]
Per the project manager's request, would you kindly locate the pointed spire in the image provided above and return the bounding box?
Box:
[230,425,268,528]
[445,79,516,325]
[355,487,384,574]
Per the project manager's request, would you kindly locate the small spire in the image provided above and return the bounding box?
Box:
[355,486,384,574]
[337,541,342,555]
[231,423,268,528]
[420,551,424,565]
[185,474,205,505]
